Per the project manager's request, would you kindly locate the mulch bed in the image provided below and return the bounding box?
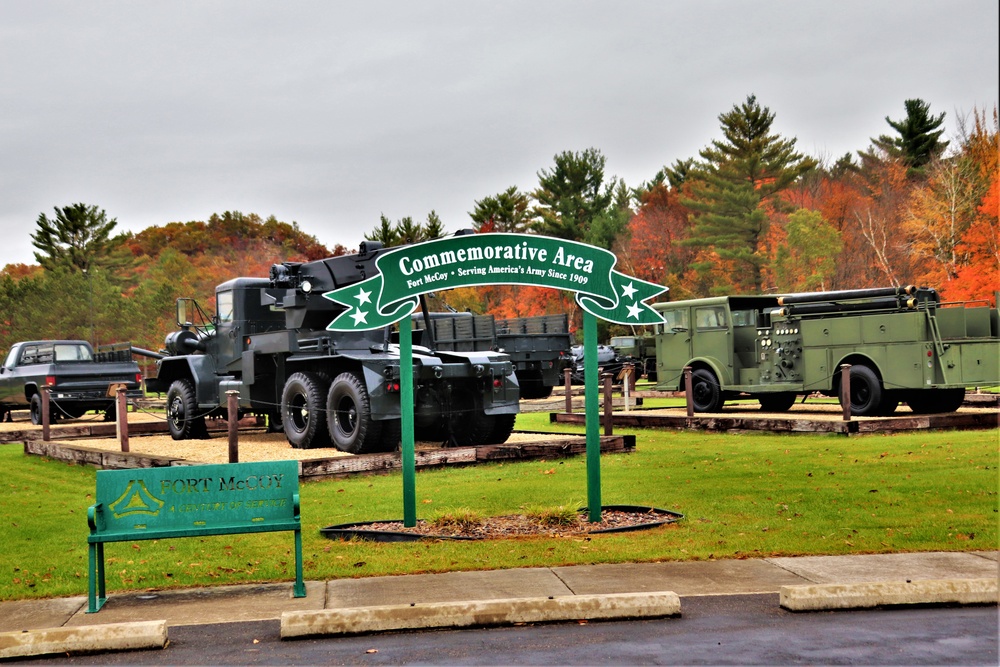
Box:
[322,506,682,541]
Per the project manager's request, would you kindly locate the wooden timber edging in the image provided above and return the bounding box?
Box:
[549,410,998,434]
[21,434,635,480]
[0,416,264,444]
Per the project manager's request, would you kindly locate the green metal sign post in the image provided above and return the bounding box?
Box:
[323,233,666,527]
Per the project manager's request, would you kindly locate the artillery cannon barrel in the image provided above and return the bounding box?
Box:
[130,346,165,360]
[777,286,914,306]
[779,296,911,317]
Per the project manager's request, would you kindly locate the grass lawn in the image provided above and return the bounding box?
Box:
[2,413,996,601]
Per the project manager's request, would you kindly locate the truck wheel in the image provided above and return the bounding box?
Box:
[518,377,552,400]
[485,413,516,444]
[167,379,207,440]
[840,365,882,416]
[282,372,330,449]
[29,394,55,425]
[758,392,796,412]
[326,372,386,454]
[691,368,724,412]
[906,388,965,414]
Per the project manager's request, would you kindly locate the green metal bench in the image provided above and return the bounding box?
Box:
[87,460,305,613]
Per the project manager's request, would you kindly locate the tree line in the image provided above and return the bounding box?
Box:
[1,95,996,354]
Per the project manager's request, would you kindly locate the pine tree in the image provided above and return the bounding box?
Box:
[531,148,614,241]
[469,186,531,233]
[31,203,122,273]
[871,98,949,177]
[683,95,817,293]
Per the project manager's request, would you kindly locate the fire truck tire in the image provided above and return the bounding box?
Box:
[906,388,965,414]
[282,372,331,449]
[691,368,724,412]
[758,392,797,412]
[326,371,385,454]
[841,364,883,416]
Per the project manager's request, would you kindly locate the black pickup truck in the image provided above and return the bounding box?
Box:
[0,340,144,424]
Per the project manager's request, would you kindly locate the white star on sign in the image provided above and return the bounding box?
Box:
[355,287,372,305]
[350,309,369,326]
[626,302,643,320]
[621,282,638,299]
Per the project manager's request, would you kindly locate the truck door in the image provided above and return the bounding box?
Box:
[656,307,692,386]
[692,305,732,380]
[0,345,20,404]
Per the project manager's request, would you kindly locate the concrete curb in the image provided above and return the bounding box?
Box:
[280,591,681,638]
[0,620,167,659]
[779,578,999,611]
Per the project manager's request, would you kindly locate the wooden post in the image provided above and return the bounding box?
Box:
[116,385,129,453]
[840,364,852,421]
[683,366,694,417]
[227,390,240,463]
[602,372,613,436]
[41,388,51,442]
[564,367,573,414]
[622,364,633,412]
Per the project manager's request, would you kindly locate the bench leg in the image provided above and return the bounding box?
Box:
[293,528,305,598]
[87,542,107,613]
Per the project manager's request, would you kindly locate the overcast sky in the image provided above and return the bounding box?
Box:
[2,0,997,268]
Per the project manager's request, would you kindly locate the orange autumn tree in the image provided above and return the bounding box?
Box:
[944,170,1000,305]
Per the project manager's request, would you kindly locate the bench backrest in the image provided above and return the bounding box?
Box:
[90,460,300,540]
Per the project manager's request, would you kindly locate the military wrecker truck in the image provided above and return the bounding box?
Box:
[145,241,520,452]
[652,286,999,416]
[413,310,573,400]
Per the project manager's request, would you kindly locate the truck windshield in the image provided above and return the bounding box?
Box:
[695,306,727,330]
[661,309,689,332]
[217,291,234,324]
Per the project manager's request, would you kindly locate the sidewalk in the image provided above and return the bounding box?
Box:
[1,551,997,657]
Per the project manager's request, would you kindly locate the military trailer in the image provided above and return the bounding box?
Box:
[413,312,572,400]
[145,241,520,452]
[652,286,999,416]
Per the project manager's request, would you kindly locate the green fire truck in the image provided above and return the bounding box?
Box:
[652,286,999,416]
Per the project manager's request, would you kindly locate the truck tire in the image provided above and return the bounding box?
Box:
[519,377,553,400]
[447,394,494,446]
[691,368,724,412]
[758,392,796,412]
[905,388,965,414]
[282,372,330,449]
[840,364,882,416]
[326,371,389,454]
[167,379,207,440]
[29,394,56,425]
[485,413,516,444]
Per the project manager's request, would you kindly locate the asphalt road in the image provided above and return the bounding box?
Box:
[20,595,999,666]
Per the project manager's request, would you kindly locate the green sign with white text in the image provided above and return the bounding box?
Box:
[323,233,667,329]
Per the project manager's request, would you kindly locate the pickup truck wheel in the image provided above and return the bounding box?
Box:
[283,372,330,449]
[167,379,207,440]
[839,365,882,416]
[326,372,385,454]
[691,368,724,412]
[758,392,797,412]
[29,394,56,425]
